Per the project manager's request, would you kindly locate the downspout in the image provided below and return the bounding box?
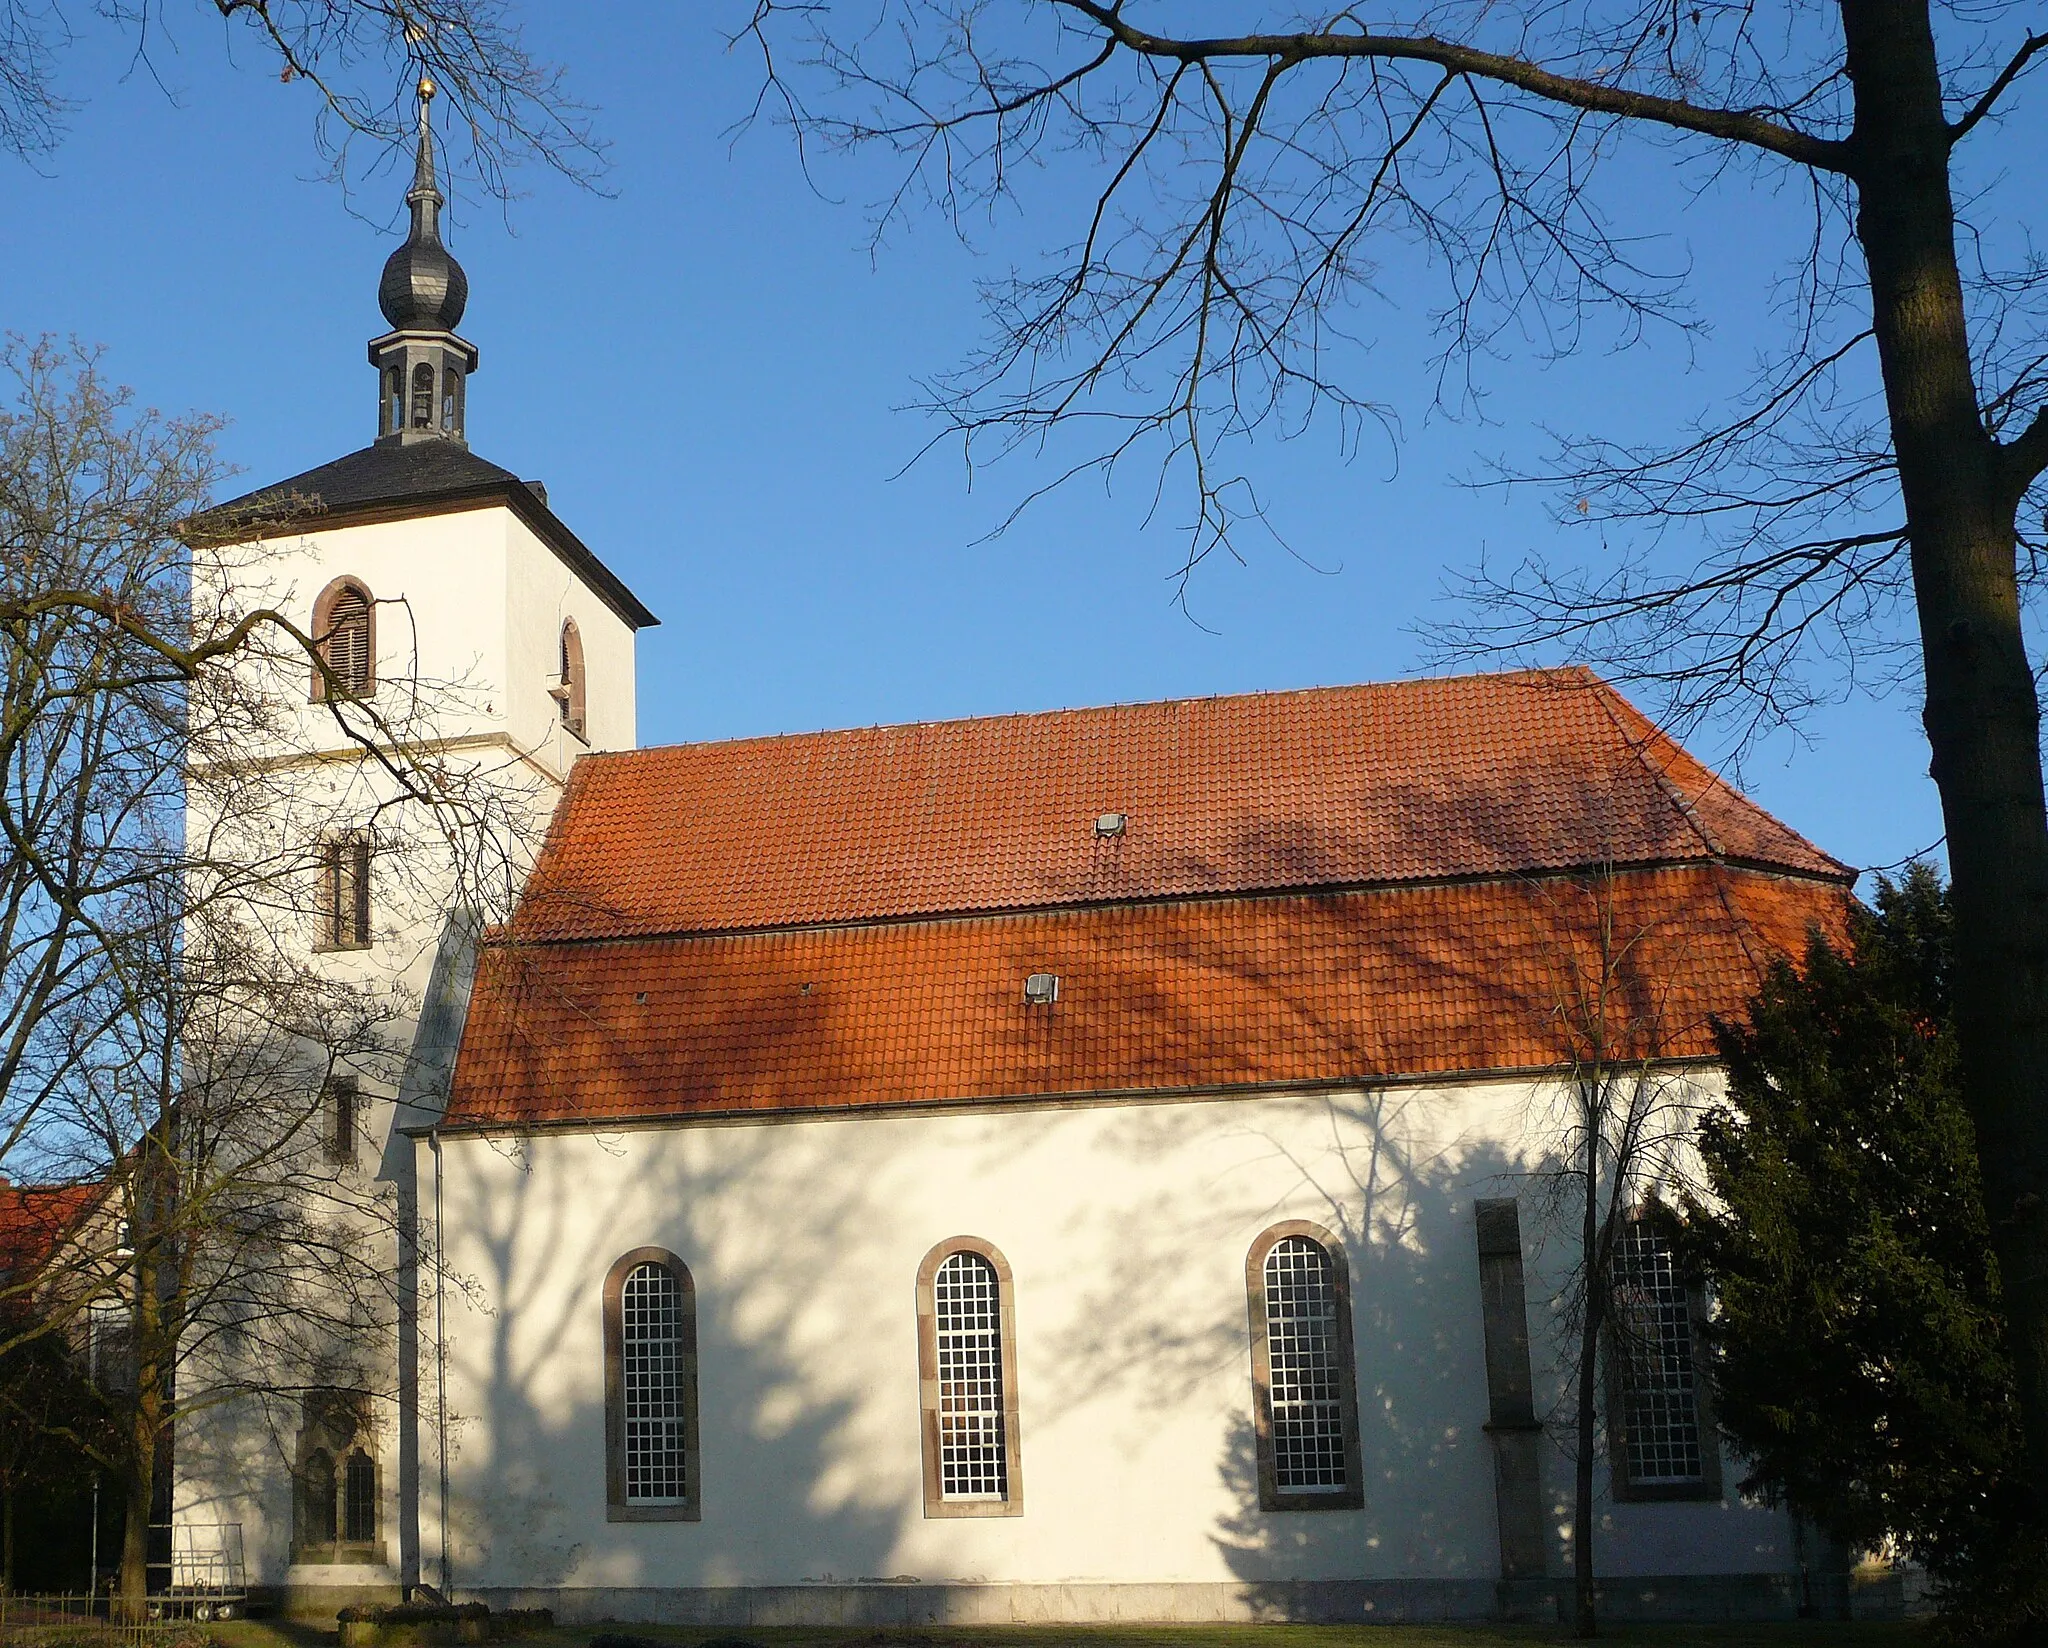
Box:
[429,1128,451,1597]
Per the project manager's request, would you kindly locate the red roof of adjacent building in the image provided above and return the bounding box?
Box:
[0,1183,101,1281]
[447,671,1853,1130]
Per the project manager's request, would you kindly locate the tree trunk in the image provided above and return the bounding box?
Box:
[115,1400,157,1623]
[1842,0,2048,1501]
[115,1243,167,1625]
[4,1480,14,1596]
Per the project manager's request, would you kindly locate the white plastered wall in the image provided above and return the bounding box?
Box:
[420,1079,1795,1600]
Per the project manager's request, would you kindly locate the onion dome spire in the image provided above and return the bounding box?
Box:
[378,77,468,331]
[368,77,479,445]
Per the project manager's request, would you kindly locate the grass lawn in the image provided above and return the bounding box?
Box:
[217,1621,1928,1648]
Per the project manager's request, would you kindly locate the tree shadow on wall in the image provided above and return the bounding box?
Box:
[434,1114,922,1603]
[1207,1127,1529,1614]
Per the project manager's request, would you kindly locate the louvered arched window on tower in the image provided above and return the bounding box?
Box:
[312,579,375,700]
[555,618,587,739]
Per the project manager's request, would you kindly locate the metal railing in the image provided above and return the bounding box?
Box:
[0,1521,247,1646]
[0,1594,199,1648]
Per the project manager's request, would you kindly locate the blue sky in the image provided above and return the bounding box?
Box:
[2,5,1955,885]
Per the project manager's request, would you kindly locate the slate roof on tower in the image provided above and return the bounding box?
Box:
[211,439,523,517]
[443,669,1853,1130]
[196,443,658,631]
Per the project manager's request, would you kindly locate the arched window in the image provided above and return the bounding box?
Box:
[382,367,403,437]
[410,362,435,429]
[1246,1222,1362,1510]
[1608,1215,1721,1500]
[311,578,375,700]
[554,619,587,739]
[291,1390,383,1563]
[440,367,462,433]
[602,1248,699,1521]
[915,1238,1021,1517]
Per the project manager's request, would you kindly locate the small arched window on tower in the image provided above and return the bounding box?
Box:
[311,578,375,700]
[410,362,435,429]
[440,366,462,433]
[381,367,403,438]
[553,619,587,740]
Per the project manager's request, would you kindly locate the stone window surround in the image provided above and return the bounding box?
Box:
[310,575,376,702]
[291,1393,385,1567]
[915,1235,1023,1519]
[1245,1219,1365,1512]
[601,1246,702,1522]
[554,618,588,742]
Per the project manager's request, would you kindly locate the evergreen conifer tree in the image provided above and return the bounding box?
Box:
[1693,865,2032,1634]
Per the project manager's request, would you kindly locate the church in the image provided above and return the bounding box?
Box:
[177,89,1859,1625]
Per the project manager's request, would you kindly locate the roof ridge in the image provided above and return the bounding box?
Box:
[589,664,1603,761]
[1587,682,1729,861]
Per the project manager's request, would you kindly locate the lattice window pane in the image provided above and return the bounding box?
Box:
[934,1251,1008,1500]
[1612,1222,1706,1486]
[622,1262,688,1503]
[1264,1236,1347,1492]
[343,1449,377,1542]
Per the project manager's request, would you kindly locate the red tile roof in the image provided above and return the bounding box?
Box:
[509,669,1845,943]
[447,670,1851,1129]
[447,865,1851,1127]
[0,1183,101,1280]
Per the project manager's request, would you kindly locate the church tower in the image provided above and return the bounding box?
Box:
[177,80,656,1612]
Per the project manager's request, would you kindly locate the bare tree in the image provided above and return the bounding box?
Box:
[742,0,2048,1501]
[56,885,412,1610]
[1522,870,1709,1634]
[0,339,546,1611]
[0,0,599,196]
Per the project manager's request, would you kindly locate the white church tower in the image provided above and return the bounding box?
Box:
[176,79,655,1613]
